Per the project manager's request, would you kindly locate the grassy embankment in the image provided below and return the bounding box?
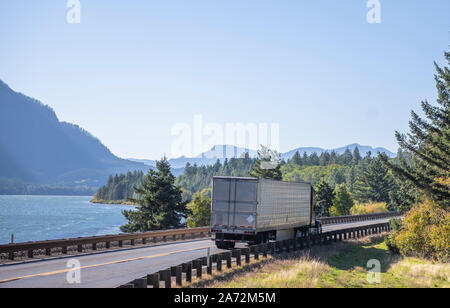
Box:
[189,235,449,288]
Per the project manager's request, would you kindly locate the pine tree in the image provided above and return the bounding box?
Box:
[388,177,418,213]
[353,153,393,203]
[331,184,354,216]
[341,148,353,165]
[290,151,302,166]
[251,146,282,180]
[352,147,362,165]
[120,157,188,232]
[383,48,450,209]
[315,180,334,217]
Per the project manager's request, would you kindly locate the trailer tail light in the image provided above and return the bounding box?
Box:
[244,231,255,235]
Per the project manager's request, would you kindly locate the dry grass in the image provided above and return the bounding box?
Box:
[390,259,450,288]
[188,234,450,288]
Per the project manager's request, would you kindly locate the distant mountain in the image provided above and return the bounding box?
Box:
[0,80,148,190]
[128,145,258,169]
[281,143,396,160]
[131,143,396,169]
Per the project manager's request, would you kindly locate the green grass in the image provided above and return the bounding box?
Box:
[192,235,449,288]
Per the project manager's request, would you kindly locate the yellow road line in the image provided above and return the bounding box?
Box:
[0,244,215,284]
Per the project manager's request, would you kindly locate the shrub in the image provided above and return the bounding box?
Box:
[389,218,403,232]
[186,188,211,228]
[350,202,388,215]
[389,200,449,262]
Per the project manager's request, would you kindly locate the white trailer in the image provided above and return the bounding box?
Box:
[210,176,320,249]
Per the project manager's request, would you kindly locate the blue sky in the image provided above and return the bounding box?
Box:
[0,1,449,159]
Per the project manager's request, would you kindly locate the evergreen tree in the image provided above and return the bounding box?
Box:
[329,151,338,164]
[121,157,188,232]
[382,48,450,209]
[251,146,282,180]
[341,148,353,165]
[353,153,394,203]
[319,152,330,166]
[352,147,362,165]
[309,153,320,166]
[314,180,334,217]
[331,184,354,216]
[290,151,302,166]
[388,177,418,213]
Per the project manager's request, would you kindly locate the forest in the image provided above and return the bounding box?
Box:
[90,170,144,204]
[92,147,414,215]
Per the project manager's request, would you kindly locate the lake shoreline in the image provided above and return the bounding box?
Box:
[90,198,140,206]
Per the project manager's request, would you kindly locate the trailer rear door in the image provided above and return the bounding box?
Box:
[211,177,258,230]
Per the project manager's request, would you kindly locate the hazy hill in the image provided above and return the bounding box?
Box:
[0,80,148,190]
[130,144,396,169]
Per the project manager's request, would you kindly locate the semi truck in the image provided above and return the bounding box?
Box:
[210,176,321,249]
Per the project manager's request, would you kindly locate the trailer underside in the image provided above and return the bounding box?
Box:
[213,224,321,249]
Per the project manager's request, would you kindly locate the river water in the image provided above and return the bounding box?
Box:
[0,195,136,244]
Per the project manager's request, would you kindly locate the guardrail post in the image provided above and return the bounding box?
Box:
[323,232,331,245]
[244,248,250,264]
[77,244,83,253]
[253,245,260,259]
[207,256,213,275]
[28,249,34,258]
[285,240,291,253]
[142,238,146,245]
[186,262,193,282]
[163,236,167,242]
[45,248,51,256]
[233,249,242,266]
[173,235,177,241]
[269,242,275,255]
[8,252,14,260]
[130,239,135,246]
[148,273,159,288]
[92,243,97,250]
[291,237,297,251]
[262,243,268,257]
[225,252,232,268]
[133,277,147,288]
[175,266,182,286]
[105,241,110,249]
[216,254,222,272]
[62,246,67,254]
[118,240,123,248]
[196,259,203,277]
[162,269,171,288]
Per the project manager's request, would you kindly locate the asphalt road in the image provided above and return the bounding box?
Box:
[0,218,392,288]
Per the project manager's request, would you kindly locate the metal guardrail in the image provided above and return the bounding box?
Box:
[319,212,399,225]
[120,222,393,288]
[0,227,210,261]
[0,212,398,261]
